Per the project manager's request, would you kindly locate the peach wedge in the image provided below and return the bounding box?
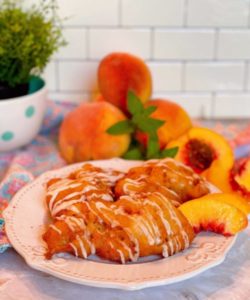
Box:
[168,127,234,192]
[196,193,250,216]
[179,196,248,236]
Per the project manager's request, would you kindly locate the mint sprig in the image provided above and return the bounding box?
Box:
[107,91,178,160]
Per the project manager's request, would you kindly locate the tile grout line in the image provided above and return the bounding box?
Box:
[53,58,250,63]
[85,27,90,60]
[62,24,250,30]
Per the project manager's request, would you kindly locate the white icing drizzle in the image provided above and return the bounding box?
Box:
[49,224,62,235]
[120,241,135,262]
[52,198,85,217]
[94,202,119,228]
[143,200,172,236]
[123,228,140,261]
[87,192,113,201]
[84,233,96,255]
[168,240,174,255]
[76,235,88,258]
[69,242,78,257]
[154,192,190,249]
[117,249,126,264]
[162,244,169,258]
[56,215,85,231]
[68,205,81,214]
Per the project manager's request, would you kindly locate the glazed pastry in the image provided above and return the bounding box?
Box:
[115,158,210,205]
[46,163,124,217]
[43,159,207,263]
[43,192,195,262]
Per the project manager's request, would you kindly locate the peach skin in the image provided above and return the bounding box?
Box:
[98,52,152,113]
[59,101,131,163]
[136,99,192,149]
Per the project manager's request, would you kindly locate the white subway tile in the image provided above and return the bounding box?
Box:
[42,61,57,91]
[121,0,184,26]
[49,92,90,104]
[89,29,151,59]
[214,94,250,118]
[54,28,87,59]
[148,63,182,92]
[217,30,250,59]
[185,63,245,91]
[58,62,98,91]
[152,92,212,118]
[154,30,215,60]
[57,0,119,26]
[187,0,249,27]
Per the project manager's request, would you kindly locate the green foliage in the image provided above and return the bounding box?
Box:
[106,120,134,135]
[0,0,66,87]
[107,91,179,160]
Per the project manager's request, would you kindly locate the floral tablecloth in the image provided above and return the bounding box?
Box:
[0,100,250,253]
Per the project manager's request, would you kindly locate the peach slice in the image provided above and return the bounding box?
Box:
[168,127,234,192]
[179,197,248,236]
[98,52,152,113]
[136,99,192,149]
[193,193,250,216]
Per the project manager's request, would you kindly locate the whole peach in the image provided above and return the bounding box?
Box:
[59,102,131,163]
[98,52,152,113]
[136,99,192,149]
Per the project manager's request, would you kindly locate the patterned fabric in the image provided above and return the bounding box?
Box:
[0,100,250,253]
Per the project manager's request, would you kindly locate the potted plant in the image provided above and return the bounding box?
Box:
[0,0,65,151]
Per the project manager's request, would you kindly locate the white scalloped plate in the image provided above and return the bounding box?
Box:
[3,158,236,290]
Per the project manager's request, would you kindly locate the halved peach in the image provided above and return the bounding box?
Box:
[168,127,234,192]
[179,197,248,236]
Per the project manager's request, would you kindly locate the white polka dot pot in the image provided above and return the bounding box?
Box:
[0,78,47,152]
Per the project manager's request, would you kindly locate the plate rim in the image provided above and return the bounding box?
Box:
[3,158,237,290]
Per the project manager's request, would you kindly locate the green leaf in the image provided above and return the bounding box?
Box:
[142,105,157,117]
[160,147,179,158]
[106,120,134,135]
[146,136,160,159]
[137,117,165,134]
[123,147,144,160]
[127,90,144,115]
